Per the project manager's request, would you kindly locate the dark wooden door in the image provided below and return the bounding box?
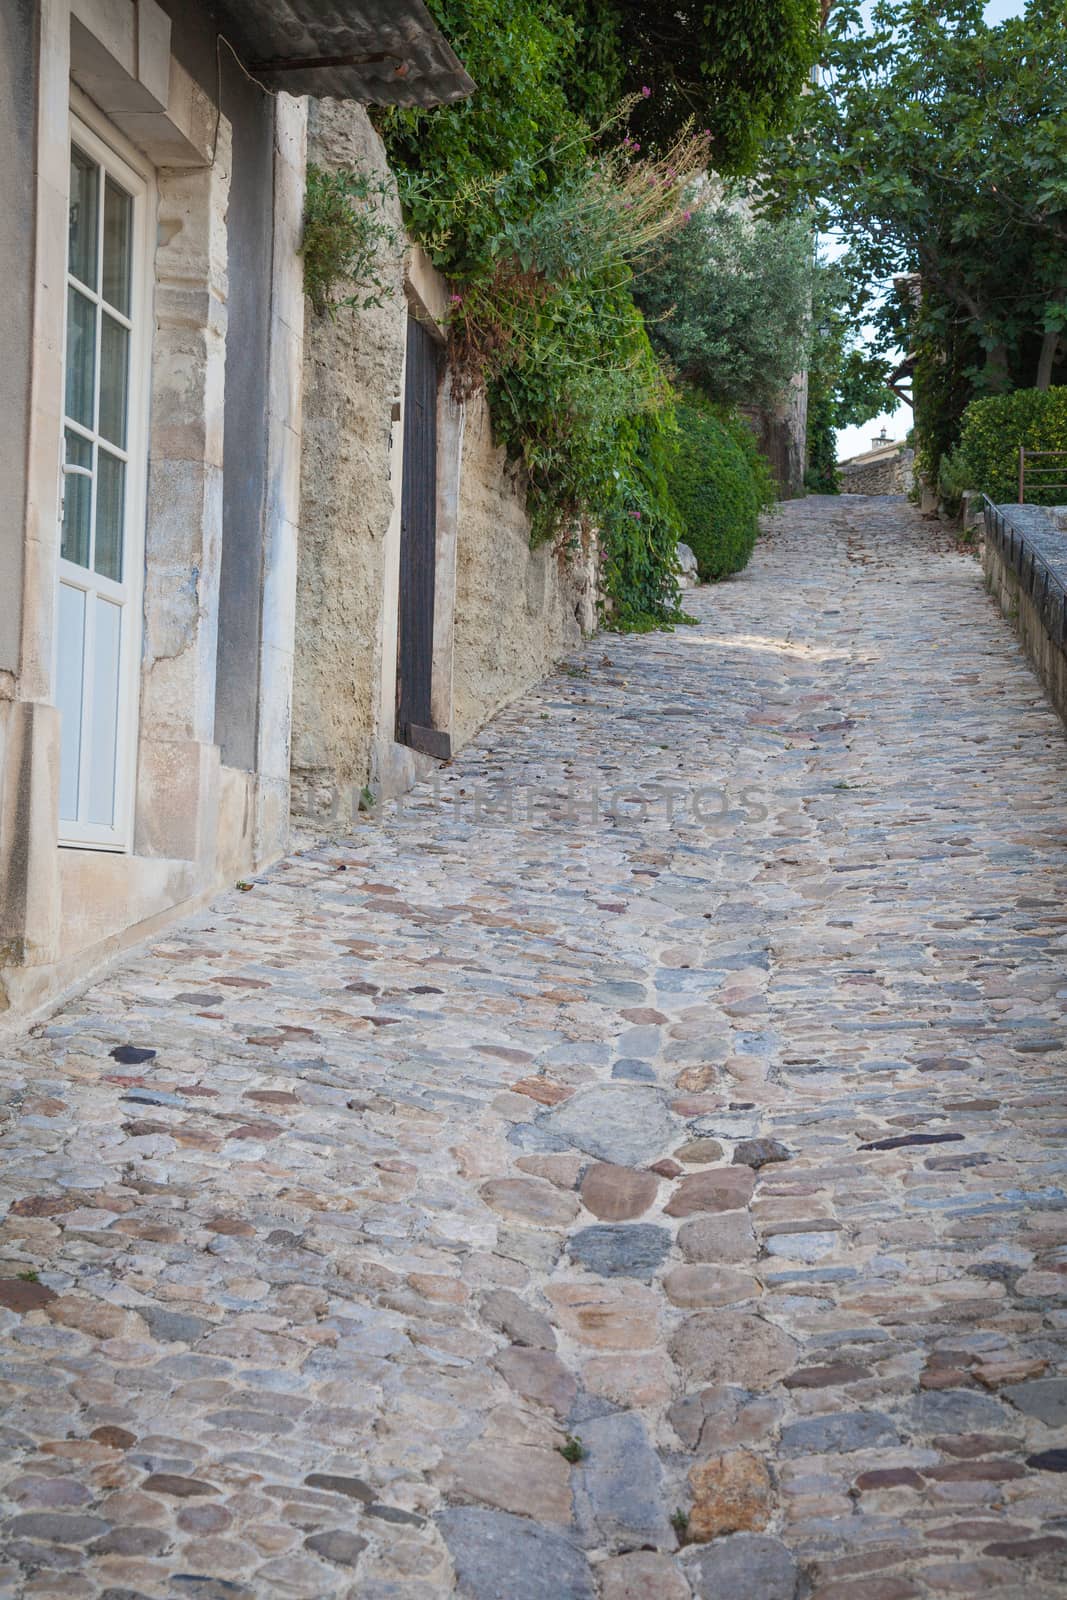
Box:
[396,313,448,756]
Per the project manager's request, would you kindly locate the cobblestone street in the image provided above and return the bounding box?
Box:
[2,494,1067,1599]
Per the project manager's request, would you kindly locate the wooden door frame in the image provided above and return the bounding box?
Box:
[396,308,444,758]
[375,249,465,782]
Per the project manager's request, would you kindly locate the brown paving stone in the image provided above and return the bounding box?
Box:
[547,1281,660,1350]
[480,1177,581,1228]
[0,1276,57,1312]
[664,1166,755,1217]
[579,1161,658,1220]
[491,1347,577,1414]
[669,1312,796,1386]
[663,1264,759,1308]
[435,1442,572,1523]
[784,1362,870,1389]
[599,1551,691,1600]
[687,1451,773,1541]
[509,1077,574,1106]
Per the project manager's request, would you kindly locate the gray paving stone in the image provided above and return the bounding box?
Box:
[681,1532,799,1600]
[1003,1379,1067,1426]
[779,1409,899,1455]
[902,1388,1016,1436]
[537,1084,679,1166]
[572,1412,674,1548]
[566,1224,672,1280]
[437,1507,596,1600]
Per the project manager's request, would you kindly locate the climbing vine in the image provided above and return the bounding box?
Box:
[369,0,817,627]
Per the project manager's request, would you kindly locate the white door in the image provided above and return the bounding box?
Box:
[57,118,150,850]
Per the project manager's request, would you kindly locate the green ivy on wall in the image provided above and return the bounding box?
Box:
[367,0,818,626]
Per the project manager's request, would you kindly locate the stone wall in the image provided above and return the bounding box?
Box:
[0,0,36,677]
[840,448,915,496]
[983,503,1067,725]
[451,400,593,747]
[291,100,405,826]
[292,103,597,827]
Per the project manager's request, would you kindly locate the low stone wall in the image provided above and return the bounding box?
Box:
[983,503,1067,724]
[839,448,915,495]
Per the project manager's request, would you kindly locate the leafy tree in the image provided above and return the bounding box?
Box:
[950,386,1067,505]
[563,0,822,170]
[770,0,1067,396]
[805,258,899,489]
[634,199,814,411]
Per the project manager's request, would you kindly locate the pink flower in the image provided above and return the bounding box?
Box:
[450,292,463,304]
[641,85,651,97]
[683,209,692,222]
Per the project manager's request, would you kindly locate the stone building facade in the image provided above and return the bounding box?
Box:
[0,0,473,1016]
[0,3,595,1017]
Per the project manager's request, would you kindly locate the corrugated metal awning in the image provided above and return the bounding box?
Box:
[211,0,474,106]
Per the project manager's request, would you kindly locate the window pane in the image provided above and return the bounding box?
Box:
[57,583,86,821]
[99,313,129,447]
[65,287,96,428]
[61,429,93,567]
[95,450,125,581]
[69,147,98,288]
[102,177,133,315]
[88,597,122,826]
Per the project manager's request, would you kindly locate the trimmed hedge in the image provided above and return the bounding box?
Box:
[953,386,1067,505]
[666,402,770,581]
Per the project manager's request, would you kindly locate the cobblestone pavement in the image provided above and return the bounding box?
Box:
[2,495,1067,1600]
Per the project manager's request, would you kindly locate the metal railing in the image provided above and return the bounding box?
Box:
[1018,445,1067,503]
[983,496,1067,647]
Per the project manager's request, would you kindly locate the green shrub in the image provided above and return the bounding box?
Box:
[936,444,971,517]
[954,387,1067,506]
[599,409,694,633]
[667,401,763,581]
[715,407,779,514]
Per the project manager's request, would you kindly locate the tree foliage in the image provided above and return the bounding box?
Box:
[805,258,899,490]
[377,0,585,279]
[560,0,820,169]
[634,199,813,411]
[768,0,1067,477]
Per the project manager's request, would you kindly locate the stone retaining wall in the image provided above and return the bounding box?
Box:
[983,503,1067,724]
[839,447,915,495]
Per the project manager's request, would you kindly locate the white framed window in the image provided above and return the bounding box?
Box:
[56,113,152,851]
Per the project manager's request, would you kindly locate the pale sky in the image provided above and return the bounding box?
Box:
[835,0,1026,463]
